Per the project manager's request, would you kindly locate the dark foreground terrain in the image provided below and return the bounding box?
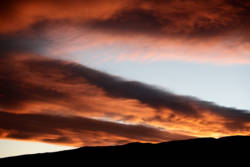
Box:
[1,136,250,165]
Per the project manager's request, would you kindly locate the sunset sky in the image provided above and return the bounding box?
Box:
[1,0,250,158]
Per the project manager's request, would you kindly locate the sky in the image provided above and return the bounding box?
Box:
[0,0,250,158]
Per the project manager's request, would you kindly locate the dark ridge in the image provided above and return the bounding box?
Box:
[1,136,250,164]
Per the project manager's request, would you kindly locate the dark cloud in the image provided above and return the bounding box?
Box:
[0,0,249,39]
[1,54,250,131]
[0,56,70,110]
[0,111,190,145]
[0,34,50,57]
[2,53,250,139]
[86,9,164,35]
[23,56,250,119]
[21,57,200,115]
[84,0,250,38]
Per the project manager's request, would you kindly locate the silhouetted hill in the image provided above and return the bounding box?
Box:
[1,136,250,165]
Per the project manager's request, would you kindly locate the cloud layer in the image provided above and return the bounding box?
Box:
[1,0,250,38]
[0,51,250,146]
[0,111,189,146]
[0,0,249,64]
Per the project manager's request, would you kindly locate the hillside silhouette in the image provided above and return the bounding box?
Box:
[1,136,250,164]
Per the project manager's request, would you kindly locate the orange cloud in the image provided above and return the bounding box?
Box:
[2,0,250,37]
[0,0,128,34]
[0,111,190,147]
[0,53,250,147]
[1,0,249,64]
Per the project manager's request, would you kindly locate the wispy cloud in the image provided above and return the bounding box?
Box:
[0,0,249,64]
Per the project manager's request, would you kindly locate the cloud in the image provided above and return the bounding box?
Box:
[86,9,163,36]
[21,54,250,118]
[0,53,250,146]
[84,0,250,40]
[0,111,190,146]
[0,34,49,55]
[1,0,250,39]
[0,55,70,110]
[0,0,127,34]
[0,0,249,64]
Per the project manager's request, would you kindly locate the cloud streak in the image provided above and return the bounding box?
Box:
[0,111,190,146]
[0,53,250,146]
